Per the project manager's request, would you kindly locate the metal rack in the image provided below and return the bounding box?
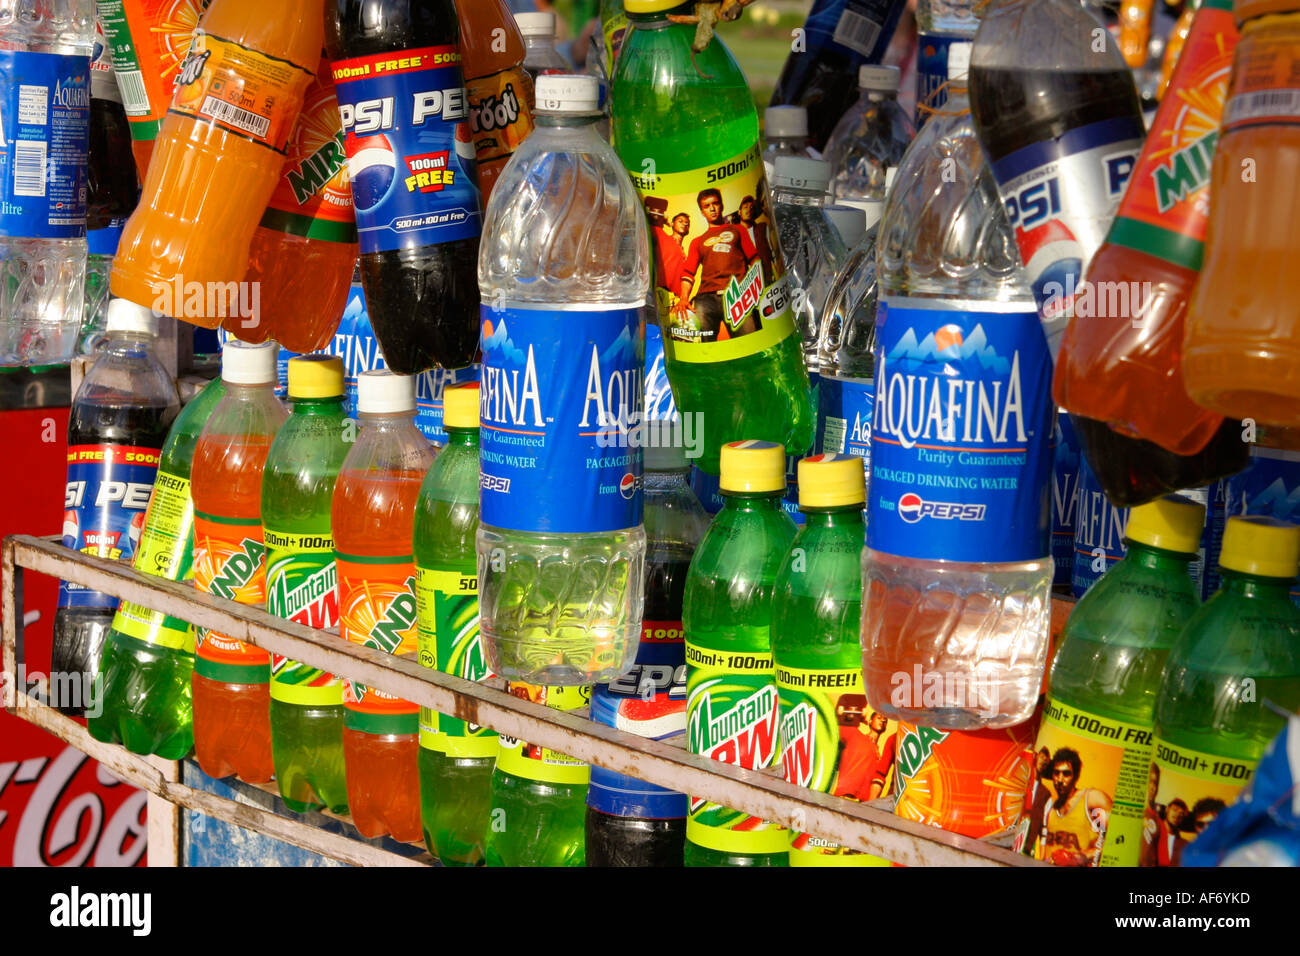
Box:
[2,533,1051,867]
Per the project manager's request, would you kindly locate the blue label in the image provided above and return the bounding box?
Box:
[331,48,481,254]
[644,322,677,423]
[1071,456,1128,599]
[1202,478,1229,602]
[868,297,1053,563]
[800,0,905,62]
[479,303,644,534]
[87,218,125,256]
[817,374,873,464]
[690,457,804,526]
[1225,447,1300,607]
[1051,410,1081,590]
[0,51,90,240]
[915,33,959,128]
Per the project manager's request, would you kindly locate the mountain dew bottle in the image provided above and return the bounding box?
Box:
[611,0,815,475]
[683,441,795,866]
[414,383,495,866]
[89,377,225,758]
[263,356,352,814]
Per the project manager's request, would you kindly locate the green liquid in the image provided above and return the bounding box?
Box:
[483,771,587,867]
[418,747,494,866]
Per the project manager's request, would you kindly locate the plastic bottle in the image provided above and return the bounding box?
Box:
[600,0,630,69]
[110,0,323,323]
[914,0,979,127]
[517,11,572,82]
[1182,0,1300,427]
[863,43,1053,729]
[191,340,287,782]
[822,65,913,209]
[585,431,707,867]
[80,220,125,356]
[87,19,139,231]
[613,4,814,474]
[0,1,94,366]
[1146,517,1300,867]
[414,383,495,866]
[89,376,224,757]
[761,105,815,179]
[1051,411,1081,592]
[774,454,879,866]
[483,682,591,867]
[325,0,481,375]
[683,440,795,867]
[1026,496,1205,866]
[263,356,351,814]
[333,370,435,843]
[55,300,178,716]
[476,75,648,686]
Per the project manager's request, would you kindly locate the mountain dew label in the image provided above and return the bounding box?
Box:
[1143,738,1255,868]
[495,683,590,785]
[111,469,196,651]
[415,566,497,757]
[265,529,342,706]
[339,553,419,733]
[192,513,270,682]
[685,642,787,854]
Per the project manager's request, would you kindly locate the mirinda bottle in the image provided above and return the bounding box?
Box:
[110,0,323,323]
[191,340,287,782]
[333,371,437,842]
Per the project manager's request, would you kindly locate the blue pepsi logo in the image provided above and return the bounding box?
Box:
[619,473,637,500]
[897,492,986,524]
[346,131,398,212]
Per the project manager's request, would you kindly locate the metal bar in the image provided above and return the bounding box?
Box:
[2,536,20,714]
[146,757,182,868]
[3,534,1042,867]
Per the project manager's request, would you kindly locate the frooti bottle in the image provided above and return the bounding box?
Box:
[1025,496,1205,867]
[612,1,814,475]
[57,300,179,716]
[263,356,352,814]
[333,371,436,843]
[683,441,795,867]
[326,0,481,374]
[89,376,224,757]
[414,383,496,866]
[191,340,287,782]
[1145,517,1300,867]
[863,43,1053,729]
[476,75,648,686]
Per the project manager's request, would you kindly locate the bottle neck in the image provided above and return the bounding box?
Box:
[773,187,826,207]
[626,3,689,25]
[799,505,865,529]
[644,467,690,490]
[444,425,480,448]
[721,490,786,511]
[223,380,275,397]
[288,394,346,415]
[357,410,416,431]
[1121,539,1195,574]
[1218,567,1296,600]
[535,112,605,130]
[106,331,156,354]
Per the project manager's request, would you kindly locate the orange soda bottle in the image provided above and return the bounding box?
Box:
[191,340,288,782]
[109,0,323,325]
[333,371,436,843]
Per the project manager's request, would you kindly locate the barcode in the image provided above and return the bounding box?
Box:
[12,140,47,197]
[200,95,270,139]
[115,70,150,115]
[833,9,882,58]
[1224,89,1300,125]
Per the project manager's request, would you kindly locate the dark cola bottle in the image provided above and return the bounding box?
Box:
[326,0,482,374]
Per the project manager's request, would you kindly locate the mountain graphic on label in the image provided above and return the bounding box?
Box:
[886,323,1010,375]
[1247,477,1300,521]
[599,321,640,367]
[480,317,526,365]
[1052,419,1080,469]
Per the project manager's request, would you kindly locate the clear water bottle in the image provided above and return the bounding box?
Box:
[477,75,651,686]
[516,11,573,82]
[79,219,124,355]
[0,0,96,366]
[771,156,843,372]
[914,0,980,127]
[822,65,913,209]
[761,105,816,179]
[861,42,1054,729]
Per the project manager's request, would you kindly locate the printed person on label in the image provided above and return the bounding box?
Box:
[671,188,762,338]
[644,196,687,293]
[737,194,776,287]
[832,698,896,802]
[1038,747,1112,867]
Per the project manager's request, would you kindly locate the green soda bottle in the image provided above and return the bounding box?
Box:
[1024,495,1205,868]
[611,1,814,475]
[263,356,352,814]
[413,383,495,866]
[483,683,591,867]
[1145,516,1300,867]
[88,376,225,758]
[683,440,795,866]
[772,453,882,867]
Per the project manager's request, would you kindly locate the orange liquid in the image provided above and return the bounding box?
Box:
[333,469,425,557]
[457,0,532,206]
[131,140,154,185]
[342,730,422,843]
[110,0,324,323]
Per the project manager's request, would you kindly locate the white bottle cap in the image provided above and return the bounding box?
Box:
[221,340,278,385]
[858,64,900,92]
[947,42,972,82]
[764,105,808,140]
[772,156,831,192]
[825,204,867,248]
[514,11,556,37]
[105,298,157,336]
[837,198,885,231]
[358,370,416,414]
[534,74,601,114]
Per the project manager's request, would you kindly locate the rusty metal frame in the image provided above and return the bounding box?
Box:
[2,534,1041,867]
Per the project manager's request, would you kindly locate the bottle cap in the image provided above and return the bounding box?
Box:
[1125,494,1206,555]
[106,298,157,336]
[514,11,556,36]
[719,440,786,494]
[1220,516,1300,579]
[624,0,690,14]
[357,370,416,414]
[534,74,601,114]
[858,64,900,92]
[764,105,808,140]
[798,453,865,508]
[825,204,867,248]
[645,421,688,471]
[287,354,344,399]
[443,382,480,429]
[221,340,278,385]
[947,42,972,82]
[838,197,885,231]
[772,156,831,192]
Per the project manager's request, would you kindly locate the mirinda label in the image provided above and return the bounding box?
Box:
[192,512,271,681]
[338,553,419,731]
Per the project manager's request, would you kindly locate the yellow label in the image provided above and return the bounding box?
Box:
[111,469,196,651]
[1141,738,1254,867]
[493,683,589,785]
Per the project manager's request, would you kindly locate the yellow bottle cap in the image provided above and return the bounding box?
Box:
[1124,494,1206,554]
[443,382,480,429]
[1220,515,1300,579]
[797,453,865,508]
[287,354,344,398]
[624,0,688,13]
[719,440,786,494]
